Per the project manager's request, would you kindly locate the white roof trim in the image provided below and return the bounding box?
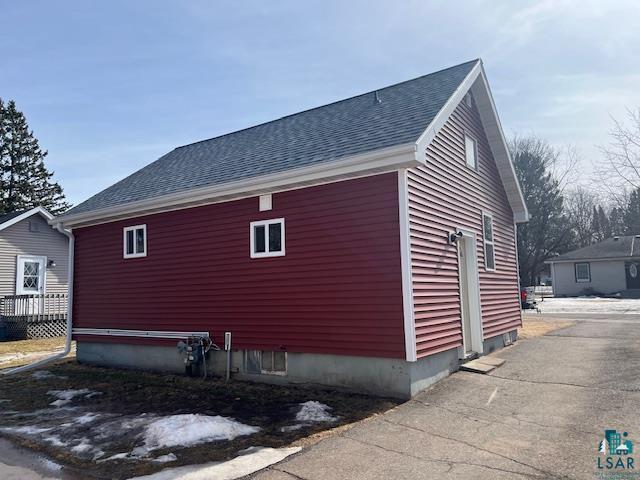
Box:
[56,142,419,228]
[546,256,640,264]
[0,206,54,232]
[417,60,529,223]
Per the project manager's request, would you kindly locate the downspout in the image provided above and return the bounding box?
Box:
[1,222,74,375]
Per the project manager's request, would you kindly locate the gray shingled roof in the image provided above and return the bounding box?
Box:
[551,235,640,261]
[0,210,28,226]
[66,60,478,216]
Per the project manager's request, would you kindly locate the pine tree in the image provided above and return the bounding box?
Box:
[0,98,70,215]
[624,188,640,235]
[590,205,600,243]
[610,207,626,235]
[597,206,611,240]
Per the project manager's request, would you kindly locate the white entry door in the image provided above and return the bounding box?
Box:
[16,255,46,295]
[456,231,483,356]
[15,256,46,315]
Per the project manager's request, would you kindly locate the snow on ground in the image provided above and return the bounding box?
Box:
[75,413,100,424]
[133,414,259,456]
[129,446,301,480]
[295,401,337,423]
[152,454,177,463]
[47,389,96,407]
[537,297,640,314]
[32,371,66,380]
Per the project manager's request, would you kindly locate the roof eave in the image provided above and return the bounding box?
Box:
[415,59,529,223]
[546,256,640,264]
[55,142,420,228]
[0,206,54,232]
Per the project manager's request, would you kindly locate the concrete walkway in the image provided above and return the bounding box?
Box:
[253,316,640,479]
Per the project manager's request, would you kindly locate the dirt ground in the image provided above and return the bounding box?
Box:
[0,361,397,479]
[517,317,574,339]
[0,338,74,369]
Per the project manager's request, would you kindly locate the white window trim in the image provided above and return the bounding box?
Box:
[464,132,478,170]
[250,218,285,258]
[575,262,591,283]
[482,212,496,272]
[15,255,47,295]
[244,350,288,376]
[123,224,147,259]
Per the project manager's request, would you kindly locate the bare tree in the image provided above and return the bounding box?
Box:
[594,107,640,205]
[565,187,596,247]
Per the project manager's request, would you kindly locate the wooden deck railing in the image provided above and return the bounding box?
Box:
[0,294,68,322]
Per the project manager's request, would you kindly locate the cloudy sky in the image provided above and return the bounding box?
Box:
[2,0,639,205]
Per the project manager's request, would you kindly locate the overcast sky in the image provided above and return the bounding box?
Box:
[2,0,639,205]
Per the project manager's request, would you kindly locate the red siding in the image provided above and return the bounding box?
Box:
[73,173,406,358]
[408,99,521,358]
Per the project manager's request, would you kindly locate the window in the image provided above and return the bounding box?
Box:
[245,350,287,375]
[483,213,495,271]
[465,134,477,169]
[250,218,285,258]
[575,262,591,283]
[123,224,147,258]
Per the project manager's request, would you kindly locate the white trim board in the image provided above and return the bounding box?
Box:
[0,207,54,232]
[398,170,417,362]
[73,328,210,339]
[56,143,419,228]
[455,228,484,355]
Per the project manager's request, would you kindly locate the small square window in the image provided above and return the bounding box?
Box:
[575,263,591,283]
[123,225,147,258]
[465,134,477,170]
[250,218,285,258]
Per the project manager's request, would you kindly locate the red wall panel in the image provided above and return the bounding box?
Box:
[408,99,521,358]
[73,173,406,358]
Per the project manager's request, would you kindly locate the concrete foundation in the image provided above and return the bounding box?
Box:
[76,330,517,399]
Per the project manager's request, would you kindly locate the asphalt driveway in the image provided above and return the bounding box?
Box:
[253,314,640,479]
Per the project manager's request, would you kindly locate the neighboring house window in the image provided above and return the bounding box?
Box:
[464,134,477,169]
[29,221,40,233]
[123,225,147,258]
[250,218,285,258]
[575,262,591,283]
[483,213,495,271]
[245,350,287,375]
[16,255,46,295]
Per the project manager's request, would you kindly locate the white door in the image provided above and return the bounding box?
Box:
[16,255,46,314]
[456,231,483,356]
[458,238,473,355]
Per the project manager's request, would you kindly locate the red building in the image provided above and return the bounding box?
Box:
[56,59,528,398]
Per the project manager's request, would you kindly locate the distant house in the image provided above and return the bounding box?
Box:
[547,236,640,296]
[56,59,529,398]
[0,207,69,339]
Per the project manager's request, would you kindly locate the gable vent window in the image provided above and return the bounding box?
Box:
[482,213,495,271]
[465,134,478,170]
[250,218,285,258]
[575,262,591,283]
[123,224,147,258]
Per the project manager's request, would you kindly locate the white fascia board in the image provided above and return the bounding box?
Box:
[55,142,419,228]
[415,60,529,224]
[471,65,529,223]
[0,206,54,232]
[546,256,640,264]
[415,61,482,159]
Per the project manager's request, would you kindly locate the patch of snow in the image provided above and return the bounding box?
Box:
[537,297,640,314]
[85,391,103,399]
[152,453,177,463]
[128,446,301,480]
[0,399,11,403]
[47,389,94,407]
[133,414,259,455]
[75,412,100,424]
[44,435,67,447]
[295,401,337,423]
[98,452,130,463]
[71,438,93,453]
[92,450,105,460]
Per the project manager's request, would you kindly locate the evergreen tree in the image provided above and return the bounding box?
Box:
[609,207,626,235]
[590,205,600,243]
[510,136,573,286]
[624,188,640,235]
[0,99,69,215]
[597,206,611,240]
